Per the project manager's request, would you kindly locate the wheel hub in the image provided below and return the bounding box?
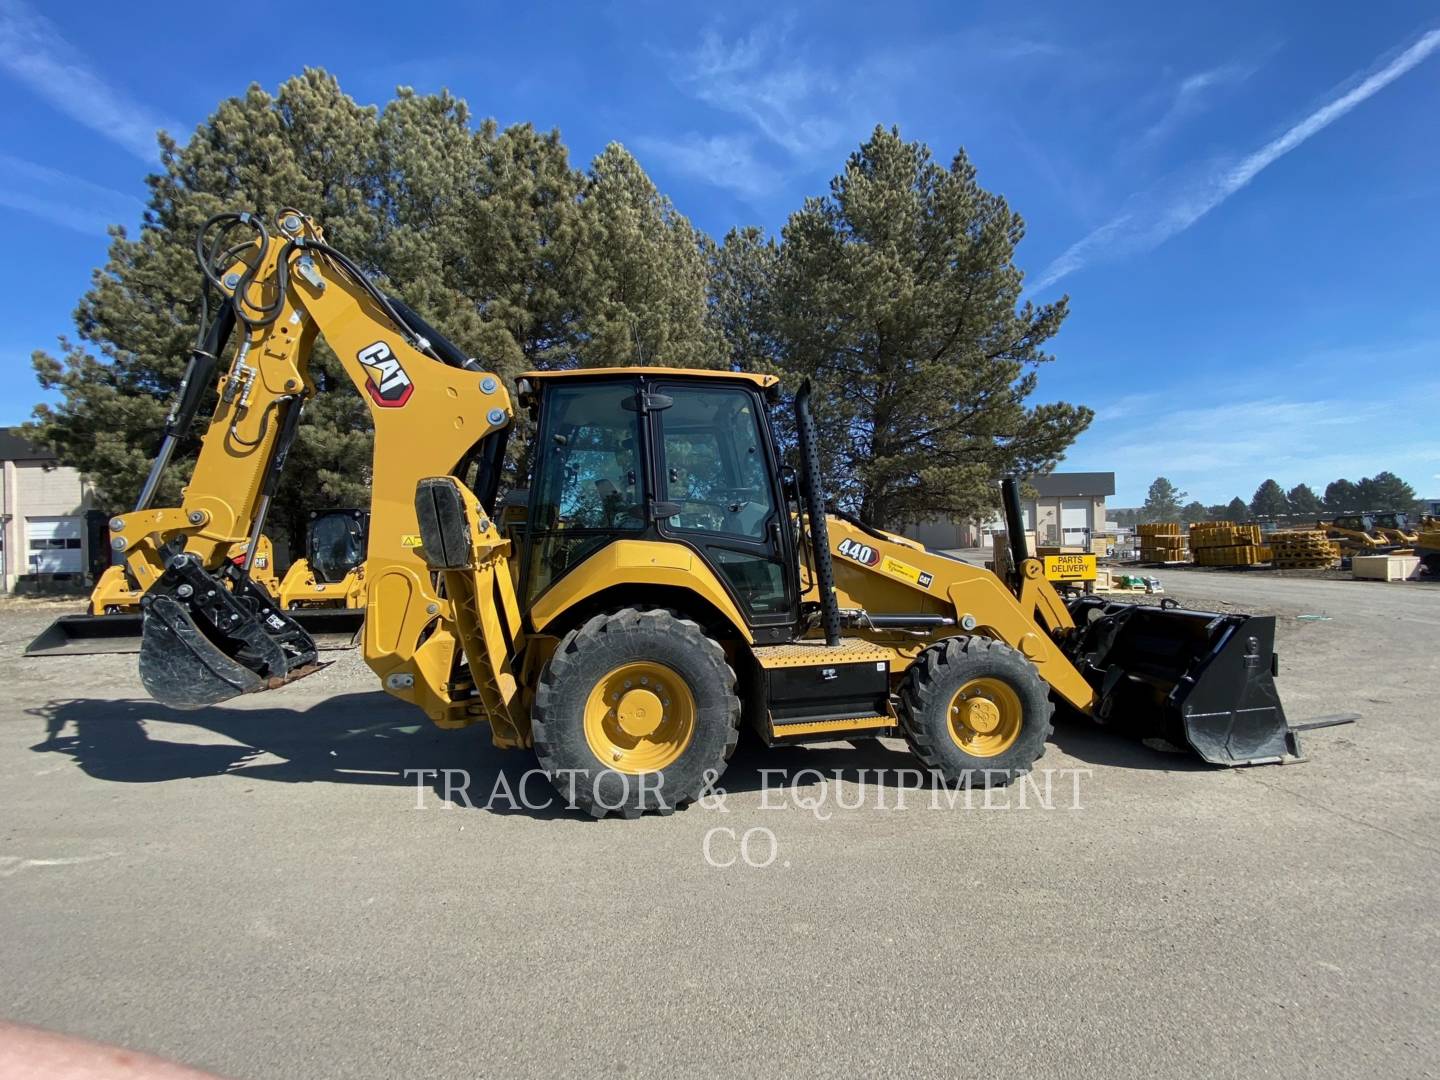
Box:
[947,676,1023,757]
[960,697,1001,734]
[583,660,697,774]
[616,688,664,738]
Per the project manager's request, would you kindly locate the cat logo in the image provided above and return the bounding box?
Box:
[358,341,413,407]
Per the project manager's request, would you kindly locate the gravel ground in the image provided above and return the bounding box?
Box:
[1,572,1437,1079]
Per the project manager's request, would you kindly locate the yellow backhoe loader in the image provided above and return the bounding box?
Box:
[277,508,368,610]
[77,208,1332,817]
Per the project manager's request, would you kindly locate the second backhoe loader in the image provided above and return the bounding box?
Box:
[278,508,368,612]
[109,208,1325,817]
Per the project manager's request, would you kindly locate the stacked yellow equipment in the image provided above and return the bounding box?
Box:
[1136,523,1187,563]
[1189,522,1267,567]
[1268,530,1341,570]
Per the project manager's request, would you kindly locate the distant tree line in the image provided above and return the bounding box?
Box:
[1112,472,1424,528]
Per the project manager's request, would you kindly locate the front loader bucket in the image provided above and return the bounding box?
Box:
[25,613,144,657]
[1065,599,1294,766]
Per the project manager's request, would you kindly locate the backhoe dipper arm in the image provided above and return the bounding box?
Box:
[123,210,513,722]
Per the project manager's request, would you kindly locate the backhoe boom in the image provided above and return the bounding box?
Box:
[121,210,514,723]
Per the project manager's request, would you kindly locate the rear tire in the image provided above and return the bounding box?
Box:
[897,635,1053,787]
[531,609,740,818]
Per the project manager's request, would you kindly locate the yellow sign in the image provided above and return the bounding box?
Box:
[401,534,424,548]
[880,555,935,589]
[1043,553,1097,581]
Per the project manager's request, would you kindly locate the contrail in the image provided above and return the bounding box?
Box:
[0,0,180,161]
[1032,26,1440,291]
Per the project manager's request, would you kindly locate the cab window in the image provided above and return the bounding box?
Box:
[658,387,775,540]
[526,382,644,603]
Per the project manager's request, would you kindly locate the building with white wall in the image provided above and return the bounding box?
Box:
[902,471,1116,551]
[0,428,96,592]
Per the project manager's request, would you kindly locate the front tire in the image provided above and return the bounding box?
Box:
[897,635,1053,787]
[531,609,740,818]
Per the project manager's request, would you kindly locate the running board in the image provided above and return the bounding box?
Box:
[768,714,897,742]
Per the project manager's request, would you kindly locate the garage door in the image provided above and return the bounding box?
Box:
[1060,500,1091,546]
[27,517,84,575]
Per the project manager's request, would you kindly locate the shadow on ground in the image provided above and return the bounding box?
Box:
[29,692,1201,819]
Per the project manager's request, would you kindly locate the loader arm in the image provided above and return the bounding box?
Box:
[121,210,516,724]
[819,516,1098,713]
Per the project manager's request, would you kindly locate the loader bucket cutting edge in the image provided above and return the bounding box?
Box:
[1065,599,1294,766]
[26,609,361,657]
[24,613,145,656]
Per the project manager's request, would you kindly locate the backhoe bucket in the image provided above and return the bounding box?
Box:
[24,613,145,656]
[139,595,265,708]
[1065,599,1294,766]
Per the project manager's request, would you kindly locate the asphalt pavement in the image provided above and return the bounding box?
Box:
[1,571,1437,1078]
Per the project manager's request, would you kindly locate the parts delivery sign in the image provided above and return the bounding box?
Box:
[1043,554,1097,582]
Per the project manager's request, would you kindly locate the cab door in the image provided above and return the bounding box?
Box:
[650,381,796,639]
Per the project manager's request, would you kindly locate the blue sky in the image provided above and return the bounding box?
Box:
[1,0,1437,506]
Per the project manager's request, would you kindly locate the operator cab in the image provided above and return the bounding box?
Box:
[515,368,800,643]
[306,509,368,584]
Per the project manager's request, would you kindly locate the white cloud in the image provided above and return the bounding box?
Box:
[0,154,142,233]
[644,20,1060,198]
[1140,62,1256,147]
[631,134,781,199]
[0,0,181,161]
[1033,26,1440,291]
[680,22,846,158]
[1062,374,1440,505]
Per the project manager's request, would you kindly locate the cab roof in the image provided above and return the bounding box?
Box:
[517,366,780,399]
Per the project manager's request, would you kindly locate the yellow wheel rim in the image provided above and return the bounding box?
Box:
[947,676,1023,757]
[583,661,696,774]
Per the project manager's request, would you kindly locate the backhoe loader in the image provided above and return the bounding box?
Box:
[277,508,368,610]
[102,208,1314,817]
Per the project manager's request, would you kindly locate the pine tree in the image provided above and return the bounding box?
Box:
[1286,483,1322,517]
[580,144,723,369]
[707,226,780,374]
[1225,497,1250,522]
[1180,500,1208,523]
[1323,479,1358,514]
[1353,471,1417,513]
[1250,478,1289,519]
[762,126,1091,528]
[27,73,715,549]
[1140,477,1186,521]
